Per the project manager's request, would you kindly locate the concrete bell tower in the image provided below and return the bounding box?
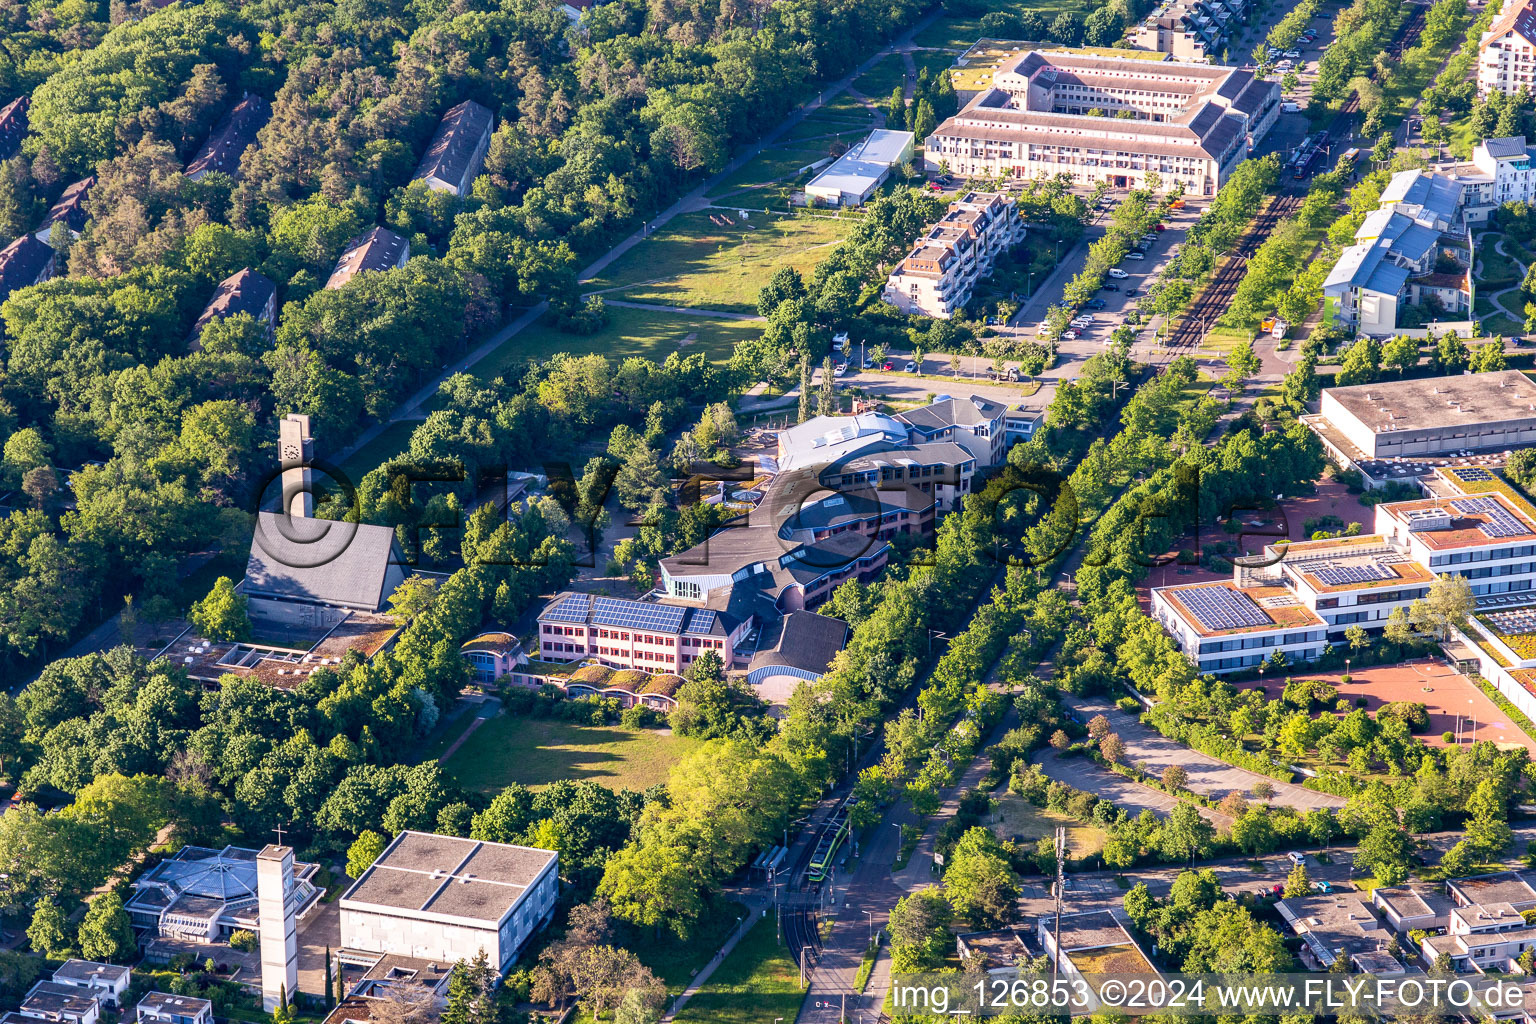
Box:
[257,844,299,1012]
[279,413,313,518]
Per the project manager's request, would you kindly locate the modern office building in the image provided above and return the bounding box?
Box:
[1479,0,1536,97]
[536,592,751,673]
[882,191,1025,317]
[1150,579,1330,675]
[923,52,1278,195]
[804,129,915,206]
[339,831,558,972]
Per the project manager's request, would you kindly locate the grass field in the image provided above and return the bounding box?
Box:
[338,420,417,482]
[440,715,703,792]
[672,917,804,1024]
[991,793,1107,858]
[707,145,837,198]
[634,901,753,991]
[475,305,760,379]
[582,210,851,313]
[854,54,907,100]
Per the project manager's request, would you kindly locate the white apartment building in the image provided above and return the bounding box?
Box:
[1440,136,1536,222]
[1131,0,1247,62]
[883,192,1024,318]
[1479,0,1536,97]
[924,51,1278,196]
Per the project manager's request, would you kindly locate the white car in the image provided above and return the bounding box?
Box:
[1063,329,1080,340]
[1126,251,1146,260]
[1107,267,1130,279]
[1287,851,1306,867]
[903,360,916,373]
[834,363,849,376]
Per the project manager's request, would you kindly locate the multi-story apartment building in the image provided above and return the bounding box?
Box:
[923,52,1278,196]
[883,192,1025,318]
[1131,0,1247,62]
[1321,169,1470,337]
[1479,0,1536,98]
[1439,136,1536,222]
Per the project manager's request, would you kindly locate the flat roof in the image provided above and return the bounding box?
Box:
[1324,370,1536,435]
[805,129,914,196]
[341,830,555,926]
[1382,492,1536,549]
[1448,870,1536,907]
[1055,910,1133,951]
[1156,580,1325,638]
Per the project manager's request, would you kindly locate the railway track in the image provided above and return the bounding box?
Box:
[1163,191,1304,349]
[784,906,823,966]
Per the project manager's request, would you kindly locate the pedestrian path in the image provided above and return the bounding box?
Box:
[660,903,769,1022]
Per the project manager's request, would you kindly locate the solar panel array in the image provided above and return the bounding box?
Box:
[544,593,592,622]
[684,610,719,635]
[1487,606,1536,634]
[1455,467,1494,482]
[1179,587,1271,631]
[590,596,688,634]
[1313,562,1399,586]
[1452,497,1530,539]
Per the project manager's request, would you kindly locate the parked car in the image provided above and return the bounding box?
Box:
[1005,367,1019,381]
[925,181,943,191]
[1154,223,1166,231]
[882,360,895,371]
[1287,851,1306,867]
[1102,283,1120,291]
[1125,288,1140,297]
[1086,299,1106,309]
[1126,251,1146,260]
[1283,49,1301,58]
[1063,329,1080,340]
[834,363,849,376]
[903,360,916,372]
[1107,267,1130,279]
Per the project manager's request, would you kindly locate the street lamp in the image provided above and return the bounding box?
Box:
[1470,698,1477,742]
[866,910,877,943]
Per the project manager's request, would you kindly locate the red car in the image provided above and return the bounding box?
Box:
[1154,223,1167,231]
[882,361,895,370]
[926,182,943,191]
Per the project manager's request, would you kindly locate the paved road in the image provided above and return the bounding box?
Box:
[1057,692,1347,811]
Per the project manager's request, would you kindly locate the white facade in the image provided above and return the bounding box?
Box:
[339,832,559,972]
[1131,0,1247,61]
[1479,0,1536,97]
[48,964,129,1010]
[1151,582,1329,675]
[805,129,915,206]
[883,192,1025,318]
[257,846,298,1013]
[925,51,1277,195]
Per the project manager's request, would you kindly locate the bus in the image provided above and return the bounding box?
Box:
[1337,148,1362,174]
[807,808,850,883]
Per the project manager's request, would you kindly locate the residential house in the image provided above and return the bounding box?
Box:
[185,94,270,180]
[413,100,494,196]
[0,234,56,303]
[189,267,277,349]
[326,227,409,289]
[19,983,100,1024]
[1131,0,1248,62]
[34,177,94,241]
[48,963,130,1010]
[1373,885,1455,934]
[0,96,27,159]
[1441,136,1536,221]
[895,393,1010,467]
[135,994,212,1024]
[1275,892,1386,968]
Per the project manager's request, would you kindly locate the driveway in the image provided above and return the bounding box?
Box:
[1060,693,1347,811]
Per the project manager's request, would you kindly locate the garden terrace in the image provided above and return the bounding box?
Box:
[1067,944,1158,976]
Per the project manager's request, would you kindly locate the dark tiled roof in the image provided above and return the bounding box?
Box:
[190,267,276,343]
[413,100,494,190]
[746,611,847,676]
[0,234,53,300]
[244,511,402,611]
[38,176,93,236]
[326,227,408,289]
[186,94,270,178]
[0,97,27,159]
[1485,135,1529,159]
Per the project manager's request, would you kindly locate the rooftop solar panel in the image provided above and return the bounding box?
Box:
[1456,467,1494,482]
[684,610,719,634]
[1178,586,1271,632]
[543,593,591,623]
[1313,563,1398,586]
[1452,497,1530,539]
[590,597,688,634]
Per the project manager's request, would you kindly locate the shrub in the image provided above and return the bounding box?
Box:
[228,930,257,953]
[1442,731,1456,743]
[1116,696,1141,713]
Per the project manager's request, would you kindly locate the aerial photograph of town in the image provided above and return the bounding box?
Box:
[15,0,1536,1017]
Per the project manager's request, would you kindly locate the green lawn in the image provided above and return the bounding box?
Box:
[672,917,804,1024]
[582,210,851,313]
[440,714,703,792]
[991,793,1107,858]
[475,305,761,379]
[631,901,753,991]
[707,145,839,198]
[854,54,907,100]
[337,420,418,483]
